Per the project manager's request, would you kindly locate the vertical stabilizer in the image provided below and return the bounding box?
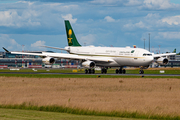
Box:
[173,49,176,53]
[64,20,81,46]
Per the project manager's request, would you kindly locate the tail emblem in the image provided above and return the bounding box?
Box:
[68,29,72,43]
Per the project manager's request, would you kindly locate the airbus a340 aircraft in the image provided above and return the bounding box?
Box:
[3,20,176,74]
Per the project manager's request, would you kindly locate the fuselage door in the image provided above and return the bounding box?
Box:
[134,51,139,60]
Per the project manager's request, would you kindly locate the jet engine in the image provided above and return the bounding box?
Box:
[42,57,55,65]
[156,57,168,65]
[82,60,96,68]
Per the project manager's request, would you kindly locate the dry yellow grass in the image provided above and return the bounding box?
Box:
[0,77,180,116]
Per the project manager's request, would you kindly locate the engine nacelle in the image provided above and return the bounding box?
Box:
[156,57,168,65]
[42,57,55,65]
[82,60,96,69]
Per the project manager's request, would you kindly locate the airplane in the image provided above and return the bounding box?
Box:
[3,20,176,74]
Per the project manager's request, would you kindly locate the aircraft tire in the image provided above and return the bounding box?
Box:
[101,69,104,74]
[104,69,107,74]
[85,69,88,74]
[116,69,119,74]
[122,69,126,74]
[139,70,144,74]
[101,68,107,74]
[92,69,95,74]
[88,69,92,74]
[119,69,122,74]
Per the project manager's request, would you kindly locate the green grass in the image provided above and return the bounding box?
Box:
[0,108,142,120]
[0,104,179,120]
[0,73,180,78]
[1,68,180,74]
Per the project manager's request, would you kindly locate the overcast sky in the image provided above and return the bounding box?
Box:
[0,0,180,53]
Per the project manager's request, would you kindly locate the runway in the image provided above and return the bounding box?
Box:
[0,72,180,76]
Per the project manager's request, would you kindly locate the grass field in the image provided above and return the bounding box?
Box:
[1,108,145,120]
[1,67,180,74]
[0,67,179,119]
[1,76,180,119]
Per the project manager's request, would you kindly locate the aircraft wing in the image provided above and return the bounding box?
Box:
[41,45,69,52]
[10,51,114,63]
[153,53,176,58]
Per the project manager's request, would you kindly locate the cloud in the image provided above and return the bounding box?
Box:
[104,16,115,22]
[0,10,40,27]
[123,21,149,30]
[155,32,180,40]
[0,34,21,50]
[142,0,179,10]
[62,14,77,24]
[125,0,142,6]
[24,0,91,3]
[90,0,126,6]
[31,40,46,48]
[17,1,35,6]
[79,34,96,45]
[90,0,142,6]
[123,13,162,30]
[162,15,180,25]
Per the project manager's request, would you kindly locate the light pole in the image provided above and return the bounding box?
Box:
[143,39,146,49]
[149,33,150,52]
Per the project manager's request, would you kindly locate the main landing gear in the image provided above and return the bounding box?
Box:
[116,67,126,74]
[85,69,95,74]
[101,67,107,74]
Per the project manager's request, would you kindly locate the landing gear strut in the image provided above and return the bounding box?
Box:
[116,67,126,74]
[85,69,95,74]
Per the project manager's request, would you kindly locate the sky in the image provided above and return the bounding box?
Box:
[0,0,180,53]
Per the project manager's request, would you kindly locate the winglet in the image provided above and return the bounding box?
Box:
[2,47,10,53]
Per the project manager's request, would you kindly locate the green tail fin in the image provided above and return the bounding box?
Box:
[64,20,81,46]
[173,49,176,53]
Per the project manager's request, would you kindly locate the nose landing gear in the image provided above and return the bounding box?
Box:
[139,66,144,74]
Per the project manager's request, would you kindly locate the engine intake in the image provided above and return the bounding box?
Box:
[42,57,55,65]
[156,57,168,65]
[82,61,96,68]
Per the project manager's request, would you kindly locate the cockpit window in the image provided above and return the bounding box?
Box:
[131,50,135,53]
[143,53,152,56]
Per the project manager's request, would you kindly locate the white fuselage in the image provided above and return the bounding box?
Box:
[66,46,154,67]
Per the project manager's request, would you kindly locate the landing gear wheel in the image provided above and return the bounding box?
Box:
[116,69,119,74]
[119,69,122,74]
[104,69,107,74]
[92,69,95,74]
[85,69,88,74]
[88,69,92,74]
[122,69,126,74]
[139,70,144,74]
[101,68,107,74]
[85,69,95,74]
[115,67,126,74]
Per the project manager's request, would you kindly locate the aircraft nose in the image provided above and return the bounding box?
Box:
[148,56,154,63]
